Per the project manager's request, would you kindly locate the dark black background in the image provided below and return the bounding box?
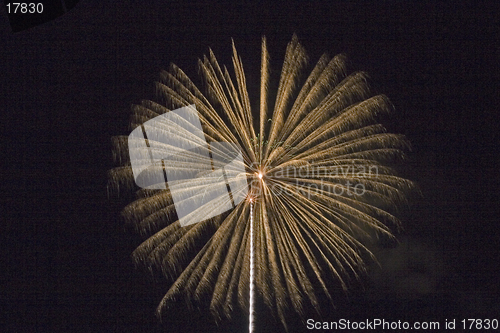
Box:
[1,1,499,332]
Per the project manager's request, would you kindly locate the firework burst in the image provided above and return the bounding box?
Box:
[109,34,414,330]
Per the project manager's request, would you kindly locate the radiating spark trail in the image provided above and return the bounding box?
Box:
[249,199,255,333]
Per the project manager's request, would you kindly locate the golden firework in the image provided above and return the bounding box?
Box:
[109,34,414,330]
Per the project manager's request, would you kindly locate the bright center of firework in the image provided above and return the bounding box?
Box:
[258,172,263,180]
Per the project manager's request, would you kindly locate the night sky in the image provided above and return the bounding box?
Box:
[1,1,499,332]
